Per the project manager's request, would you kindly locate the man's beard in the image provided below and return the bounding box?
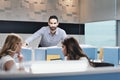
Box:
[50,27,57,31]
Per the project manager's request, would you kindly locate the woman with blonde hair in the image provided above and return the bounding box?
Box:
[0,33,24,72]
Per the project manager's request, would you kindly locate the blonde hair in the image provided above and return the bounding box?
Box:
[0,33,22,58]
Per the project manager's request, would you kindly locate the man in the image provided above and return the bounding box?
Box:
[25,15,67,47]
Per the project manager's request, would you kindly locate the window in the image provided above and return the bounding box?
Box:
[85,20,116,48]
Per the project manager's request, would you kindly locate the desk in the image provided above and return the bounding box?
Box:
[0,61,119,80]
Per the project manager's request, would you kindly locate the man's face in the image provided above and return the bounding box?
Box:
[48,18,59,31]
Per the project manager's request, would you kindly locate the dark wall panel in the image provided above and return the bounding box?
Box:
[0,20,84,35]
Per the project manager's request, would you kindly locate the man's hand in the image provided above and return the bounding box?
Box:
[22,42,28,47]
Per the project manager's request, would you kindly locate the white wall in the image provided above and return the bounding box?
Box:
[116,0,120,20]
[0,0,80,23]
[80,0,116,23]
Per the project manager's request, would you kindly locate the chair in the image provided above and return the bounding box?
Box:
[82,47,98,60]
[103,47,119,66]
[46,47,64,61]
[34,48,46,61]
[21,47,32,62]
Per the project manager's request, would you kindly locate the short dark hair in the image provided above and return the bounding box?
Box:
[48,15,58,22]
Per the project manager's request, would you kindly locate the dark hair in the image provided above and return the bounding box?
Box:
[48,15,58,22]
[62,37,94,66]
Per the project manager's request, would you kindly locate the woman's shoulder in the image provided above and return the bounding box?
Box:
[1,55,14,62]
[79,57,94,68]
[79,57,90,63]
[79,57,88,60]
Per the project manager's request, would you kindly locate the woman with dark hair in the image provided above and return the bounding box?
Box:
[61,37,93,67]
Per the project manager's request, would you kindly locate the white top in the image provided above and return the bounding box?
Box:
[25,26,67,47]
[79,57,92,68]
[64,57,92,68]
[0,55,17,72]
